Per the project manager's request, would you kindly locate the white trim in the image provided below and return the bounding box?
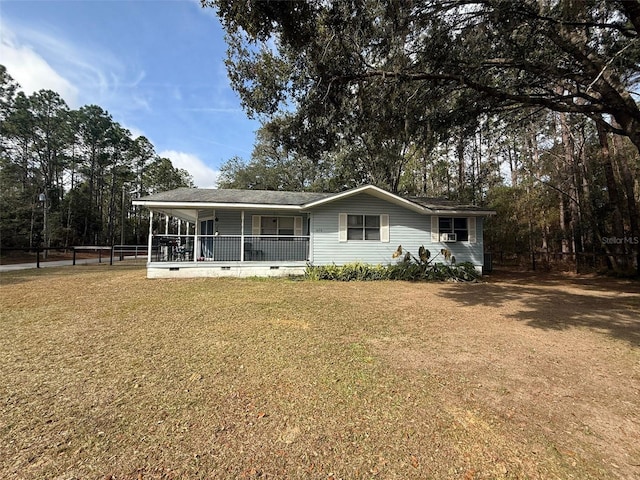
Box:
[308,214,314,262]
[431,216,439,243]
[241,210,245,262]
[194,209,199,262]
[468,217,477,244]
[380,214,389,243]
[338,213,347,242]
[147,209,154,261]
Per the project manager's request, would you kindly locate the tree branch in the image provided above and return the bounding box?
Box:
[329,69,610,116]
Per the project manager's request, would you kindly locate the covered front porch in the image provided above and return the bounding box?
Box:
[143,205,311,278]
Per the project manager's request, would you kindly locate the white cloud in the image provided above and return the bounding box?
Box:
[0,19,144,111]
[1,27,79,105]
[159,150,220,189]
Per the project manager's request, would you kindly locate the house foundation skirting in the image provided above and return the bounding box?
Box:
[146,261,307,279]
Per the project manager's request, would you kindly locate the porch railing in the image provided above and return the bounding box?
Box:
[152,234,309,263]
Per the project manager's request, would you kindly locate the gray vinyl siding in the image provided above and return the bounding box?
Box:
[203,210,309,236]
[309,193,485,267]
[215,210,243,235]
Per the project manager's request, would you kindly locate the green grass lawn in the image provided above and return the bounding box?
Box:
[1,265,639,479]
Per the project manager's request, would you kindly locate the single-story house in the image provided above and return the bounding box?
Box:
[132,184,495,278]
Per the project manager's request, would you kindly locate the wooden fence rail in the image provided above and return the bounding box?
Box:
[0,245,150,268]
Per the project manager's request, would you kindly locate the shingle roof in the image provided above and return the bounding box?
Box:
[136,186,495,215]
[139,188,334,205]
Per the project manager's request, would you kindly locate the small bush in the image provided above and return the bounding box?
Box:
[305,262,390,281]
[305,261,480,282]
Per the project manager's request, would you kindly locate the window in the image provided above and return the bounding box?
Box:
[200,219,214,235]
[339,213,389,242]
[260,216,294,236]
[278,217,295,236]
[253,216,303,236]
[345,214,382,241]
[438,217,468,242]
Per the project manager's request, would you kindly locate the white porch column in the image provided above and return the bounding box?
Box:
[165,214,169,235]
[194,212,199,262]
[240,210,245,262]
[308,213,313,263]
[147,209,154,262]
[178,219,181,236]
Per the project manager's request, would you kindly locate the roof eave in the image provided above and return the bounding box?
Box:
[132,200,305,210]
[428,209,496,216]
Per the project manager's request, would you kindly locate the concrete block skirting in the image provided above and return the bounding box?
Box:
[146,262,307,279]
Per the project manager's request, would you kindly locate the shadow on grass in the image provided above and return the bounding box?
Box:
[441,270,640,347]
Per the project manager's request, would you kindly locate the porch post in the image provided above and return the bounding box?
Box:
[308,213,313,263]
[240,210,245,262]
[165,214,169,235]
[147,209,154,262]
[194,210,199,262]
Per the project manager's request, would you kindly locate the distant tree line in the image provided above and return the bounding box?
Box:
[209,0,640,274]
[0,65,193,250]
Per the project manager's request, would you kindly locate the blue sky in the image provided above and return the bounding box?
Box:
[0,0,260,187]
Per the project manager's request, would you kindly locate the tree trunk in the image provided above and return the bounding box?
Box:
[611,129,640,275]
[595,119,627,271]
[558,112,577,256]
[457,134,465,201]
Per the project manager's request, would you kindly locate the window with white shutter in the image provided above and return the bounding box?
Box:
[253,215,303,236]
[340,213,388,242]
[338,213,347,242]
[380,214,389,243]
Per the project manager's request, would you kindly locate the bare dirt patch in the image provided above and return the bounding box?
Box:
[0,267,638,479]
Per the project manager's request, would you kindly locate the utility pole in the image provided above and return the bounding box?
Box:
[38,192,47,260]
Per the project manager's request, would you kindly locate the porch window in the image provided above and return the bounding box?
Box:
[261,216,295,236]
[252,216,303,236]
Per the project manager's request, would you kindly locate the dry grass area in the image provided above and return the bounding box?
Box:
[1,266,639,479]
